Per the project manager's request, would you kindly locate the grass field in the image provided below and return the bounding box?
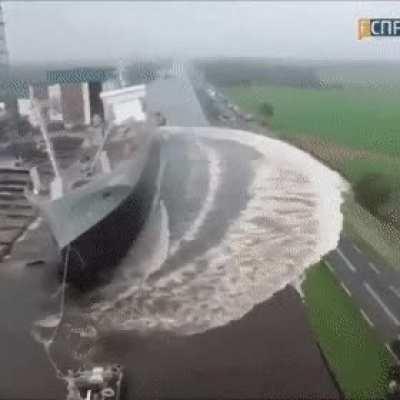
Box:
[302,262,392,399]
[226,83,400,269]
[317,64,400,89]
[226,85,400,156]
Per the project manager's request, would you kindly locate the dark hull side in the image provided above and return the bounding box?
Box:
[59,137,161,287]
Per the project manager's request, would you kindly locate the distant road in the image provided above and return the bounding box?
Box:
[191,75,400,361]
[147,72,208,127]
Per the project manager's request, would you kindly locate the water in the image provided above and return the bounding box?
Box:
[0,127,347,398]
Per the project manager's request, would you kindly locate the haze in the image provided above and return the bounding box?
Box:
[3,1,400,64]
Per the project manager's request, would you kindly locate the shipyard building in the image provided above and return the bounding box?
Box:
[22,67,118,129]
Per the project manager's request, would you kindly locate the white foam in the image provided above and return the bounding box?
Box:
[28,217,42,231]
[90,127,348,335]
[34,314,61,329]
[30,161,170,375]
[168,140,221,256]
[16,231,28,243]
[90,200,170,315]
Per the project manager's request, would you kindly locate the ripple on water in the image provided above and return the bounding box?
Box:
[82,128,348,336]
[32,126,348,368]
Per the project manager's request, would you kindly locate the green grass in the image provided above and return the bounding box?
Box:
[302,262,392,399]
[226,83,400,269]
[341,159,400,186]
[225,85,400,156]
[342,194,400,270]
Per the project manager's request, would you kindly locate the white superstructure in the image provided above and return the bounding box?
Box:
[100,85,147,125]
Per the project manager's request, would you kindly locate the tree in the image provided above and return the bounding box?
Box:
[353,173,392,216]
[259,101,274,126]
[259,101,274,117]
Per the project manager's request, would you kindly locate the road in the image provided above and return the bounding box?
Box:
[147,69,208,127]
[327,237,400,358]
[192,72,400,362]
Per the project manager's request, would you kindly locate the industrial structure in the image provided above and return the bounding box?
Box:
[0,1,19,147]
[26,67,117,129]
[0,0,11,107]
[0,1,9,78]
[0,2,120,130]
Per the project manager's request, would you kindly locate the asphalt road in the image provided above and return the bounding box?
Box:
[191,71,400,362]
[327,238,400,354]
[147,70,208,127]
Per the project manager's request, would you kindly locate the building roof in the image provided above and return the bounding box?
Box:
[46,67,115,84]
[0,66,117,100]
[0,79,29,99]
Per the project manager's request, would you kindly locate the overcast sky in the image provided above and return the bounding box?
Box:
[3,1,400,64]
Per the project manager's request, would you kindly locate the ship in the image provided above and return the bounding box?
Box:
[26,84,163,285]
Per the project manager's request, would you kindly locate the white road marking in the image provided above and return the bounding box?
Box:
[360,308,374,328]
[385,343,400,364]
[336,248,357,273]
[325,261,335,274]
[389,286,400,299]
[368,261,381,275]
[364,282,400,326]
[353,244,362,254]
[340,282,352,297]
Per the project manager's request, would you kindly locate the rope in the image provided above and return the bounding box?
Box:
[44,244,70,380]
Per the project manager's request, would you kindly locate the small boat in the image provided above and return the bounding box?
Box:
[26,85,162,284]
[66,364,124,400]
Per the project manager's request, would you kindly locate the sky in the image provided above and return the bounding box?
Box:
[2,1,400,64]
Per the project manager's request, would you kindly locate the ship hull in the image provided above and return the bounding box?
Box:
[59,137,161,285]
